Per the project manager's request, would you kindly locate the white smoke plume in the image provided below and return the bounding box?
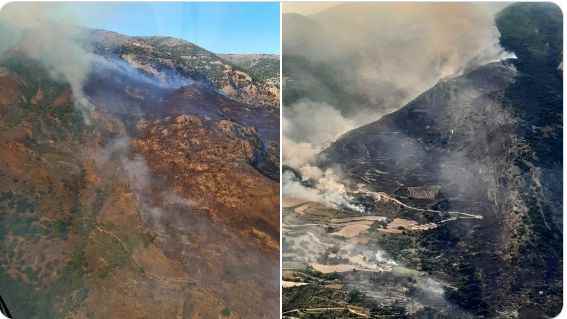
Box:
[284,2,514,116]
[284,100,356,147]
[283,168,363,212]
[0,2,195,123]
[282,100,362,210]
[281,4,516,316]
[282,2,516,213]
[93,55,193,89]
[0,2,97,122]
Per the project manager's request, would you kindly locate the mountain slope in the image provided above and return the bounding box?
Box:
[89,30,280,108]
[219,53,279,83]
[0,27,279,319]
[282,13,380,117]
[317,3,562,318]
[282,3,511,120]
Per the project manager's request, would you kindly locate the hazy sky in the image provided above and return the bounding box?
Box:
[2,2,281,54]
[282,2,339,15]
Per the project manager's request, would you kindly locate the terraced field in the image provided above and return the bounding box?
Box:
[282,187,483,318]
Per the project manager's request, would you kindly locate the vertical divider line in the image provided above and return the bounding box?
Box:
[279,1,284,318]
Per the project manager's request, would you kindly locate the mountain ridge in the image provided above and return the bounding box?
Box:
[312,3,562,317]
[87,28,280,108]
[0,22,280,318]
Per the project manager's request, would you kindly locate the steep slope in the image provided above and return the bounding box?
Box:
[317,3,562,317]
[83,55,280,179]
[219,53,280,83]
[283,3,511,120]
[282,13,376,117]
[0,27,279,319]
[88,30,280,108]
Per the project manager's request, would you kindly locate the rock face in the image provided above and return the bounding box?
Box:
[132,115,279,247]
[316,3,562,317]
[0,27,279,318]
[89,30,280,108]
[219,53,280,84]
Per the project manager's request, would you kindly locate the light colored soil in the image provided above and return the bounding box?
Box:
[283,281,309,288]
[324,283,344,289]
[330,216,386,223]
[331,221,374,238]
[283,197,309,207]
[312,263,357,273]
[294,202,317,215]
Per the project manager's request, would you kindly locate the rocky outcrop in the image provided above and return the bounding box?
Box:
[0,25,280,319]
[89,31,280,108]
[132,114,279,248]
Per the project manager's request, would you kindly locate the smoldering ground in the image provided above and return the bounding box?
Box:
[282,2,516,161]
[0,2,194,124]
[282,3,520,317]
[94,135,279,318]
[283,198,475,317]
[0,3,279,317]
[282,2,517,211]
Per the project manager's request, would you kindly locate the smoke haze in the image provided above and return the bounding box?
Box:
[283,2,514,126]
[0,3,98,121]
[282,4,520,316]
[282,2,515,209]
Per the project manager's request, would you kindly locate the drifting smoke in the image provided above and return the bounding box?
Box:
[162,192,193,208]
[283,168,364,212]
[282,4,518,316]
[282,2,339,15]
[0,1,197,230]
[0,5,200,227]
[93,56,193,90]
[282,2,516,212]
[0,3,193,124]
[94,135,191,229]
[284,100,356,147]
[94,126,280,316]
[284,2,514,117]
[282,101,360,210]
[281,101,369,212]
[0,2,96,122]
